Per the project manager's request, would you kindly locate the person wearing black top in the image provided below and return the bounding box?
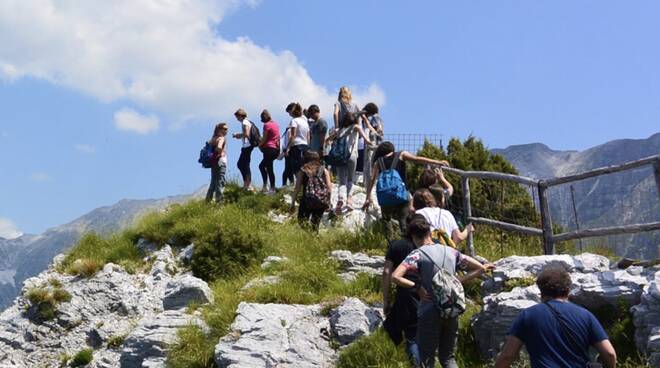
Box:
[382,214,423,365]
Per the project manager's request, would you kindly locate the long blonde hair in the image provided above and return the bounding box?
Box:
[338,86,352,103]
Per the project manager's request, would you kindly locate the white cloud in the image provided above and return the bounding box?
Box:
[30,172,52,182]
[74,143,96,154]
[0,218,22,239]
[0,1,384,126]
[113,108,160,135]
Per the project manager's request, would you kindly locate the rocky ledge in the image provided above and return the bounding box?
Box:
[0,244,212,368]
[472,253,660,365]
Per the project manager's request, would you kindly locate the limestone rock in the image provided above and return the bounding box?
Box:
[241,276,281,291]
[261,256,288,269]
[330,250,384,282]
[162,274,213,310]
[329,298,382,346]
[633,270,660,366]
[120,310,206,367]
[215,302,335,368]
[176,244,194,265]
[136,238,158,254]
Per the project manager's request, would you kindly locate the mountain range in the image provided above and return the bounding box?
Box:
[492,132,660,258]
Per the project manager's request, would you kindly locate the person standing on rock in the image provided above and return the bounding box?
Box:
[391,215,493,368]
[205,123,228,203]
[363,141,450,239]
[382,214,424,365]
[279,102,310,177]
[258,110,280,194]
[232,108,255,190]
[290,151,332,231]
[360,102,384,189]
[307,104,328,160]
[494,267,617,368]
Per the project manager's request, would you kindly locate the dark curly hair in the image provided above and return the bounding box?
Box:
[536,267,572,298]
[372,141,395,164]
[407,214,431,240]
[363,102,379,116]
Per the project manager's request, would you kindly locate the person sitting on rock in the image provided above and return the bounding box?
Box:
[382,214,425,365]
[494,267,617,368]
[391,215,493,368]
[412,188,472,248]
[290,151,332,231]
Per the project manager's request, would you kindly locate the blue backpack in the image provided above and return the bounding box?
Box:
[198,142,215,169]
[327,128,352,166]
[377,152,409,206]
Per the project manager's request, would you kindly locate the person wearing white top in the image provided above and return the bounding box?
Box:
[412,188,473,245]
[326,111,372,214]
[232,108,254,189]
[280,102,310,177]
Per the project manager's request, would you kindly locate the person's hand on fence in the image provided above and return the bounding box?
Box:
[466,223,476,233]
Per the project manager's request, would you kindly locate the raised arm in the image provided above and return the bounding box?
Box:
[399,151,449,167]
[457,255,493,284]
[436,168,454,196]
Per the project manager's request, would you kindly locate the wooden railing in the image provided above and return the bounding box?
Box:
[440,154,660,256]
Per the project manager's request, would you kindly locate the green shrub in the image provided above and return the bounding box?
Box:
[191,205,267,281]
[106,334,126,349]
[25,285,72,321]
[70,348,93,367]
[336,328,410,368]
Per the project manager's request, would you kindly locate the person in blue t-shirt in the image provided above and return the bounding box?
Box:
[495,267,617,368]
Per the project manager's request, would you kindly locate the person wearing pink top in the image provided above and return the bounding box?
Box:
[258,109,281,193]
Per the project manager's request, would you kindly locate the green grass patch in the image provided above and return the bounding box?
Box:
[25,283,72,321]
[58,232,142,277]
[69,348,93,367]
[336,328,410,368]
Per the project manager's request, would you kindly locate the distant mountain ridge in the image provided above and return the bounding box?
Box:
[493,133,660,258]
[0,187,206,310]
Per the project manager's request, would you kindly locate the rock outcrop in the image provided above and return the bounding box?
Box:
[473,253,657,360]
[633,270,660,367]
[330,250,384,282]
[0,245,212,367]
[215,298,383,367]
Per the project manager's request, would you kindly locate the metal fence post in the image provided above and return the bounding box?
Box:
[538,180,555,255]
[461,176,475,256]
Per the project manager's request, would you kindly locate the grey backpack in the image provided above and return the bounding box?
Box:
[419,247,466,319]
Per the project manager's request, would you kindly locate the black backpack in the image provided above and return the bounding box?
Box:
[248,120,262,148]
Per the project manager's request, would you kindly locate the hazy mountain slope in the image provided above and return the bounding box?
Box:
[493,133,660,258]
[0,187,205,310]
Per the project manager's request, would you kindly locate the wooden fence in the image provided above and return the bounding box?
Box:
[440,154,660,256]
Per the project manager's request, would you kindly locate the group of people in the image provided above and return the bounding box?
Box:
[204,86,383,212]
[202,86,618,367]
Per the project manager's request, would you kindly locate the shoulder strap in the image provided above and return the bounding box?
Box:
[316,166,325,179]
[544,302,589,360]
[418,246,448,275]
[392,152,402,170]
[378,157,386,172]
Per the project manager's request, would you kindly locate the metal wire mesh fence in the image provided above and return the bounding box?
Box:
[383,133,443,153]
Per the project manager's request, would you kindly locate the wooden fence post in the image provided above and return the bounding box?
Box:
[538,180,555,255]
[461,176,475,257]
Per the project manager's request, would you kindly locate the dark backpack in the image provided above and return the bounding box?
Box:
[376,152,409,206]
[248,120,262,148]
[198,142,215,169]
[327,128,352,166]
[303,166,330,209]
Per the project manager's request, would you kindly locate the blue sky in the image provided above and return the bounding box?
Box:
[1,0,659,236]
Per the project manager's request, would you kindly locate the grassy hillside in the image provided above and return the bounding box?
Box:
[55,139,647,368]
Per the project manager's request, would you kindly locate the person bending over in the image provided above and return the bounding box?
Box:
[290,151,332,231]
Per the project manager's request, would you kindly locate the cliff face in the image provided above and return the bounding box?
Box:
[492,133,660,258]
[0,189,204,310]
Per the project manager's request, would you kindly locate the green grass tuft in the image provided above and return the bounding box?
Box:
[336,328,410,368]
[69,348,93,367]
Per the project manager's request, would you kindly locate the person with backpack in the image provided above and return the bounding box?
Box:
[363,142,450,239]
[413,189,473,247]
[279,102,310,176]
[204,122,228,203]
[392,216,494,368]
[232,108,260,190]
[333,86,361,131]
[258,109,280,194]
[361,102,384,189]
[382,214,425,366]
[325,111,373,215]
[495,267,616,368]
[290,151,332,231]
